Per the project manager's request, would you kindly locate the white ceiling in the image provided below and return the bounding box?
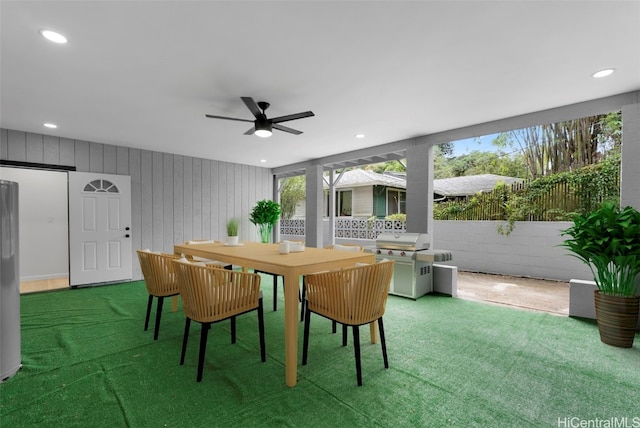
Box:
[1,1,639,169]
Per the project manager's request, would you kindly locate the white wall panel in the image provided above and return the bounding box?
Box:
[43,135,60,164]
[104,144,117,174]
[89,142,103,173]
[162,153,173,252]
[7,130,25,161]
[183,156,193,241]
[26,133,43,163]
[173,155,184,246]
[59,138,75,166]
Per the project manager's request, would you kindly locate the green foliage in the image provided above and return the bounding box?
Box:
[385,213,406,222]
[437,149,528,179]
[434,155,620,234]
[226,218,239,236]
[249,199,281,226]
[250,199,281,243]
[433,196,482,220]
[560,202,640,297]
[364,160,406,174]
[280,176,305,220]
[499,112,621,178]
[496,154,620,235]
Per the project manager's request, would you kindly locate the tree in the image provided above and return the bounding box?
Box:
[279,176,305,220]
[442,150,528,179]
[364,160,406,173]
[497,112,621,179]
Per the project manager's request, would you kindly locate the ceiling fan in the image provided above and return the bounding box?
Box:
[205,97,314,138]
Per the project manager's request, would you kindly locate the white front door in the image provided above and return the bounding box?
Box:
[69,172,132,286]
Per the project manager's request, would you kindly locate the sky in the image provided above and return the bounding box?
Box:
[449,134,500,157]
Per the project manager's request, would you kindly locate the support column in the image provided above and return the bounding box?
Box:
[621,103,640,210]
[305,163,323,248]
[406,143,433,242]
[327,170,336,246]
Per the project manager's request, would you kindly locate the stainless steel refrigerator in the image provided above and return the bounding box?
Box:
[1,179,21,381]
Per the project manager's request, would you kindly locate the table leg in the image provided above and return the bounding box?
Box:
[284,273,299,387]
[172,296,178,312]
[369,321,378,344]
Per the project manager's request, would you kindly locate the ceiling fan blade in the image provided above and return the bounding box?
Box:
[205,114,253,123]
[273,123,303,135]
[241,97,262,119]
[270,111,315,124]
[244,127,256,135]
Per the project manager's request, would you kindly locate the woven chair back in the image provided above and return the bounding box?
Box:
[325,244,364,252]
[136,250,180,297]
[173,261,262,323]
[304,260,394,325]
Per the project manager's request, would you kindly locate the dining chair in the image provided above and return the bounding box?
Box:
[302,260,394,386]
[172,259,266,382]
[180,240,233,269]
[136,249,181,340]
[300,244,364,324]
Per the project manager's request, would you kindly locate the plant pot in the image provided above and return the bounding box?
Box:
[226,236,239,246]
[594,290,640,348]
[257,224,273,243]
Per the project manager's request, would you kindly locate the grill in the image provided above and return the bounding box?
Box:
[365,232,452,299]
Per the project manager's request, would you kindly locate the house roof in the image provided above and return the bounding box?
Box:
[326,170,522,198]
[433,174,524,198]
[325,169,406,190]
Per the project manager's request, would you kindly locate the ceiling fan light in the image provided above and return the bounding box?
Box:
[255,129,272,138]
[255,120,272,138]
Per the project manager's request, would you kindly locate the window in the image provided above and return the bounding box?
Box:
[324,189,353,217]
[387,189,406,215]
[83,179,119,193]
[337,190,352,216]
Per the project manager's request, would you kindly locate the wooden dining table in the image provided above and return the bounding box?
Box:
[173,240,375,387]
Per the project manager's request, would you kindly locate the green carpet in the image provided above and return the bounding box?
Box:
[1,278,638,427]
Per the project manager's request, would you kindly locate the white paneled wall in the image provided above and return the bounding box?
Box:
[1,128,271,281]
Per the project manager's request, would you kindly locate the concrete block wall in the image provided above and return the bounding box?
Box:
[432,220,592,282]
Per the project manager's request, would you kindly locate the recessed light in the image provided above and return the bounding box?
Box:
[592,68,615,78]
[40,29,68,44]
[43,123,58,129]
[355,134,365,139]
[260,159,267,163]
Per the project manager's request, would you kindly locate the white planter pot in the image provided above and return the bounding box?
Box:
[226,236,239,246]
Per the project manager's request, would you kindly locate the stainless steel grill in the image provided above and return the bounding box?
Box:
[365,232,452,299]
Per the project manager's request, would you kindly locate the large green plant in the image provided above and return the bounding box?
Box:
[560,202,640,297]
[249,199,281,243]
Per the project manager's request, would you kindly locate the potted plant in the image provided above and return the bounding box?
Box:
[560,201,640,348]
[226,218,240,245]
[249,199,281,243]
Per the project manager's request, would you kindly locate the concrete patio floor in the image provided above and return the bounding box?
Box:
[456,271,570,316]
